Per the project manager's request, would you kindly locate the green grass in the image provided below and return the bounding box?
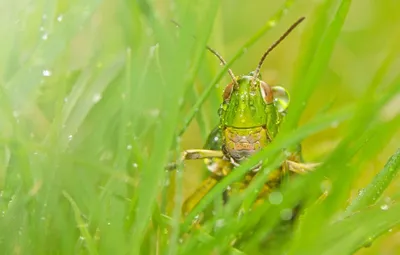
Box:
[0,0,400,254]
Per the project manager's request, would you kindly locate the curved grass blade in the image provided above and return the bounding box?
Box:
[5,0,104,109]
[318,202,400,255]
[63,191,98,255]
[282,0,352,132]
[129,2,222,253]
[344,148,400,216]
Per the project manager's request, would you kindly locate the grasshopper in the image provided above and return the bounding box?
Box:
[168,17,319,217]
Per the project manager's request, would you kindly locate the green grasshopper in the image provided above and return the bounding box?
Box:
[168,17,319,217]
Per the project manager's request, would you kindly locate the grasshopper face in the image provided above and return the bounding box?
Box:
[219,73,286,164]
[221,73,274,128]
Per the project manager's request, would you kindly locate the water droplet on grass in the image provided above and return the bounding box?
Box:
[363,237,373,247]
[380,204,389,210]
[42,69,52,76]
[92,93,102,103]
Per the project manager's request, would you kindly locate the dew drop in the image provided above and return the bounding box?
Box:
[92,93,102,103]
[12,111,20,118]
[384,196,392,204]
[127,144,132,150]
[42,69,52,77]
[268,20,277,27]
[57,14,63,22]
[363,237,373,248]
[215,219,225,228]
[149,43,159,57]
[380,204,389,211]
[42,33,48,40]
[132,163,138,168]
[68,135,73,141]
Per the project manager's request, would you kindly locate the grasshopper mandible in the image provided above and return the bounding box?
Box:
[168,17,319,216]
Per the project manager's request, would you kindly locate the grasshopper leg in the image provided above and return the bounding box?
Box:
[182,174,220,216]
[165,149,224,171]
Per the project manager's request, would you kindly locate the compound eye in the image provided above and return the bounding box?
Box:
[222,82,234,102]
[260,81,273,104]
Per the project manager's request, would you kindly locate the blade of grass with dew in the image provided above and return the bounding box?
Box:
[60,55,124,149]
[282,0,352,132]
[129,1,221,253]
[290,56,400,247]
[63,191,98,255]
[288,91,400,253]
[5,0,104,109]
[178,0,299,137]
[318,202,400,255]
[167,142,184,255]
[344,148,400,215]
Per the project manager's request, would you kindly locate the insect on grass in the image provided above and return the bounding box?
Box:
[167,16,319,220]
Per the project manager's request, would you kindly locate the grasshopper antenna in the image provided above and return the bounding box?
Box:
[205,46,238,87]
[171,20,238,87]
[252,17,305,85]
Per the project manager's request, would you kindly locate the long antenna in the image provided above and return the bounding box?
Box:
[252,17,305,85]
[204,46,238,86]
[171,20,238,86]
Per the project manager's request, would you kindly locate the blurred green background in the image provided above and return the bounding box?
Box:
[0,0,399,254]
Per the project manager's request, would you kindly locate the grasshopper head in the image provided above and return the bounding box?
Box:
[220,73,273,128]
[218,73,289,162]
[220,72,289,126]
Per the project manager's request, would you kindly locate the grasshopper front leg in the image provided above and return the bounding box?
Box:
[165,149,224,171]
